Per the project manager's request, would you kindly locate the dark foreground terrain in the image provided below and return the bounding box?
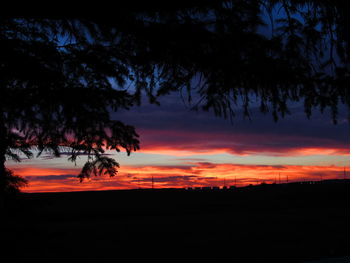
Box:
[3,181,350,262]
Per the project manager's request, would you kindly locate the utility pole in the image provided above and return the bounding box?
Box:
[151,175,154,189]
[344,167,346,180]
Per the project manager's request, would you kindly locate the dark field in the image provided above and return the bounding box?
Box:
[3,181,350,262]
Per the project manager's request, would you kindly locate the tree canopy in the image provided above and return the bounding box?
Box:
[1,0,350,193]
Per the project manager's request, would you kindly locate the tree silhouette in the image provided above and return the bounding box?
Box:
[0,19,141,195]
[2,0,350,193]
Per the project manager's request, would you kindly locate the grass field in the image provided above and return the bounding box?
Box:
[3,181,350,262]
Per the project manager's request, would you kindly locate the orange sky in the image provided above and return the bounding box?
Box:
[10,161,347,193]
[6,94,350,193]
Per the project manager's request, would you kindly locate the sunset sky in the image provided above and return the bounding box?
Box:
[7,92,350,192]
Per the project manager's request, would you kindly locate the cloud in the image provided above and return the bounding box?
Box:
[136,129,350,157]
[15,160,348,193]
[25,174,76,181]
[10,166,80,177]
[10,93,350,193]
[112,93,350,157]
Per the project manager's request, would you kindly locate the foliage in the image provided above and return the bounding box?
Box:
[2,169,27,194]
[0,19,141,188]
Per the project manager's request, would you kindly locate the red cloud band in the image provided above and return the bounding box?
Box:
[12,162,348,193]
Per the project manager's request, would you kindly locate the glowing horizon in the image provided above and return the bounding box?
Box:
[7,150,350,193]
[6,94,350,193]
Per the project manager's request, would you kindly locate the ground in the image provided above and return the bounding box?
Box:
[3,182,350,262]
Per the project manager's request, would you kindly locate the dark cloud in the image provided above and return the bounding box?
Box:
[138,129,350,156]
[195,162,217,168]
[25,174,76,181]
[175,158,209,162]
[114,93,350,155]
[129,164,194,170]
